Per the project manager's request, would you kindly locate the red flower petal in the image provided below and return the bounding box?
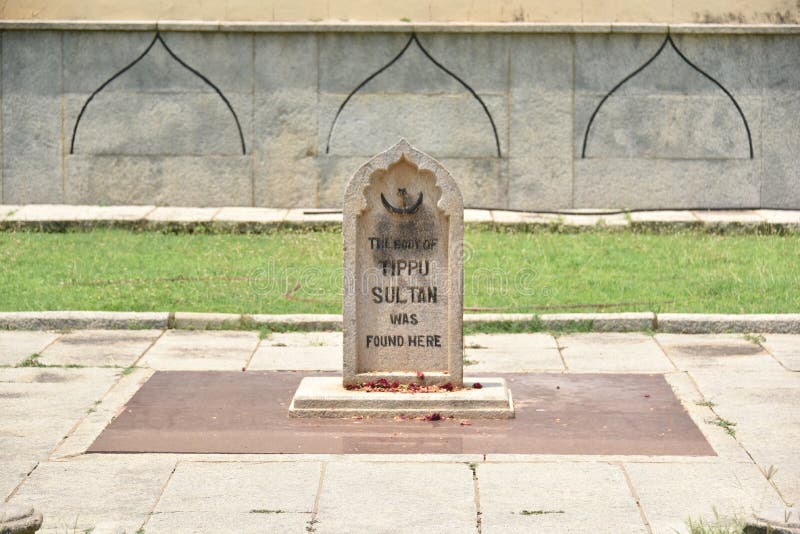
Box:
[472,382,483,389]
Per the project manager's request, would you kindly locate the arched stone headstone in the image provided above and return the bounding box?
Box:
[342,139,464,386]
[289,140,513,419]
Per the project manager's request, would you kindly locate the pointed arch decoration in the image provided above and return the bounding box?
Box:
[325,32,502,158]
[70,32,246,155]
[581,33,753,160]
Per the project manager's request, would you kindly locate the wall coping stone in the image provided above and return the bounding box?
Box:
[1,20,799,34]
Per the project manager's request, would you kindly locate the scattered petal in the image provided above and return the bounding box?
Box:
[472,382,483,389]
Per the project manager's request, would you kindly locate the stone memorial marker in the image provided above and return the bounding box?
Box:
[289,140,513,418]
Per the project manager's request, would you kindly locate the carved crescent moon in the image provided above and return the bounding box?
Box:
[381,192,423,215]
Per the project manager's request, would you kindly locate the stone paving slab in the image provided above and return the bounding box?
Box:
[630,210,700,223]
[692,210,766,223]
[0,331,60,366]
[38,329,162,367]
[5,205,800,231]
[625,461,786,534]
[478,462,647,533]
[9,454,177,533]
[655,334,781,372]
[558,333,675,372]
[145,510,310,534]
[463,333,564,372]
[51,368,154,460]
[212,207,288,222]
[153,461,320,513]
[146,207,222,222]
[6,204,153,221]
[0,205,20,219]
[757,209,800,224]
[316,462,476,533]
[262,331,343,347]
[139,330,259,370]
[0,330,797,530]
[0,369,120,463]
[762,334,800,371]
[248,345,341,371]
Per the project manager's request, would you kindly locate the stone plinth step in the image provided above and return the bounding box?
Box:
[288,376,514,419]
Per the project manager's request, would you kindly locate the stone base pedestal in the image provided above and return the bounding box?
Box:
[288,377,514,419]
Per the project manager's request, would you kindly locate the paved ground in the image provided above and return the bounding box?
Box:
[1,329,798,533]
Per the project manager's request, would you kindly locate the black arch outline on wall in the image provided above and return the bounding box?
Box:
[70,32,246,155]
[325,32,502,158]
[581,33,753,160]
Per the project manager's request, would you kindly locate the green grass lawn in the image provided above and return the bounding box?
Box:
[1,228,798,314]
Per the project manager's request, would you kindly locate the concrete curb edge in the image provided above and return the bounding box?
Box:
[2,311,800,333]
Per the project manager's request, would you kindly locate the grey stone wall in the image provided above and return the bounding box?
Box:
[1,24,798,209]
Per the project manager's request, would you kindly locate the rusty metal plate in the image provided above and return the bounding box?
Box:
[89,371,714,456]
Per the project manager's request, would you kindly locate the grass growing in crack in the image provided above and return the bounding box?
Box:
[120,365,137,376]
[467,462,478,475]
[695,400,717,408]
[18,353,45,367]
[3,228,800,314]
[711,416,737,437]
[685,508,744,534]
[463,358,478,366]
[743,333,766,345]
[16,354,84,369]
[520,510,565,515]
[250,509,284,514]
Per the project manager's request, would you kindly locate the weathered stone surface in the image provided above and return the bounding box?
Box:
[50,368,155,459]
[761,334,800,371]
[0,504,43,534]
[577,93,758,159]
[746,507,800,534]
[541,312,655,332]
[213,207,288,222]
[342,140,463,386]
[316,462,475,533]
[5,204,153,221]
[655,333,778,373]
[139,330,259,370]
[692,209,765,223]
[153,461,320,514]
[558,332,674,372]
[318,33,508,95]
[39,329,161,367]
[574,159,760,209]
[249,346,341,371]
[247,314,343,331]
[64,31,253,94]
[625,462,785,534]
[262,332,343,347]
[67,93,251,156]
[0,311,169,330]
[463,333,564,372]
[658,314,800,334]
[289,376,513,418]
[0,331,60,367]
[172,312,242,330]
[320,93,507,158]
[146,206,221,221]
[479,462,647,533]
[9,455,176,533]
[65,155,253,207]
[761,92,800,209]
